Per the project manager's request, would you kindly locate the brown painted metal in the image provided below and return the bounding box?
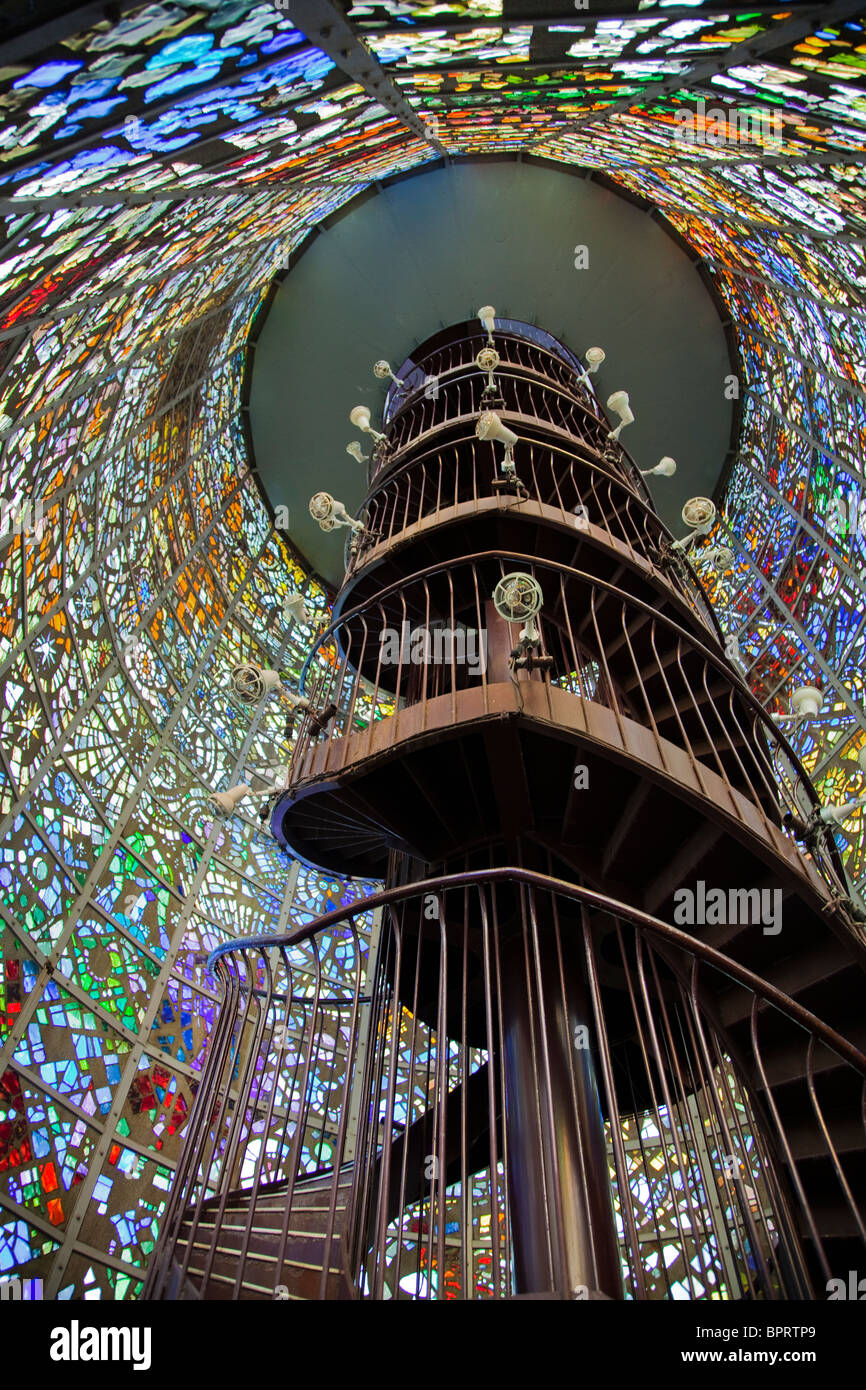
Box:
[146,868,866,1301]
[499,913,622,1298]
[149,319,866,1301]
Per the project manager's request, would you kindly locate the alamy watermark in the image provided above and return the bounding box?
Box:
[674,98,784,151]
[379,622,486,677]
[673,880,782,936]
[49,1320,151,1370]
[826,495,866,539]
[1,1275,42,1299]
[0,496,45,540]
[826,1271,866,1299]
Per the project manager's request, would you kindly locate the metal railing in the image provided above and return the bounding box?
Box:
[347,429,717,631]
[381,370,610,463]
[383,327,596,428]
[147,869,866,1300]
[294,553,847,895]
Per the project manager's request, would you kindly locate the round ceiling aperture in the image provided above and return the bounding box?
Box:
[248,159,734,587]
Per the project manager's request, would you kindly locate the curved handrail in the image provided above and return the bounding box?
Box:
[384,325,593,425]
[381,368,657,513]
[358,422,636,513]
[375,406,611,486]
[345,430,718,634]
[383,364,605,438]
[313,550,722,693]
[298,549,843,878]
[151,865,866,1302]
[206,867,866,1077]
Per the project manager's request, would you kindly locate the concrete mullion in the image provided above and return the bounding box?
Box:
[734,400,866,585]
[705,255,866,327]
[727,408,866,695]
[11,744,289,942]
[0,360,224,657]
[745,388,866,481]
[41,529,275,1298]
[653,197,866,247]
[739,325,866,408]
[0,475,252,846]
[538,0,863,136]
[0,227,280,348]
[720,521,866,738]
[0,280,264,442]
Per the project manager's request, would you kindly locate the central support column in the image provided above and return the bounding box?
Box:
[484,598,536,686]
[499,928,623,1299]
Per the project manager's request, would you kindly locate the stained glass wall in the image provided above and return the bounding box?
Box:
[1,0,865,1296]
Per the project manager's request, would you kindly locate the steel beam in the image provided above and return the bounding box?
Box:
[532,0,865,139]
[271,0,445,157]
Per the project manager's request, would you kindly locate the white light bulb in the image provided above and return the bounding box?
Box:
[791,685,822,718]
[477,305,496,344]
[349,405,385,443]
[606,390,634,440]
[640,457,677,478]
[373,360,404,386]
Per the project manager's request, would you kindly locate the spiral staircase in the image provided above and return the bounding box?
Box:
[147,320,866,1301]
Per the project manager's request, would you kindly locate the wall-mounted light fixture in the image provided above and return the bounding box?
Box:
[230,663,282,702]
[477,305,496,347]
[475,346,500,395]
[476,410,519,478]
[605,390,634,442]
[815,747,866,825]
[672,497,717,551]
[574,347,606,388]
[492,571,552,671]
[282,591,311,626]
[209,782,255,815]
[309,491,364,535]
[692,544,735,574]
[208,766,290,818]
[349,405,386,444]
[373,360,404,387]
[640,456,677,479]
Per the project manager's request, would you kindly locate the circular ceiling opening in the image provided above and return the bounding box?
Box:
[248,158,735,587]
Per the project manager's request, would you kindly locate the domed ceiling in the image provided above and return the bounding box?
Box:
[2,0,865,909]
[1,0,866,1297]
[248,157,735,584]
